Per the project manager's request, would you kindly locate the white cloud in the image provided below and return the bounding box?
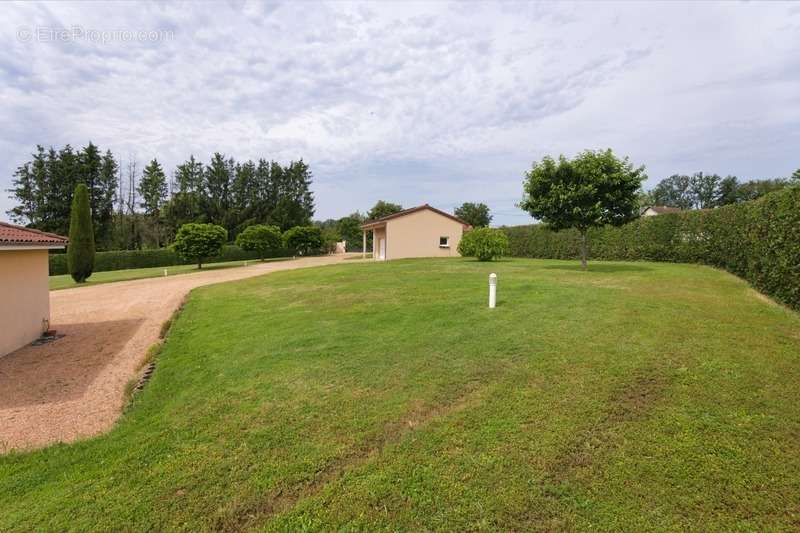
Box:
[1,1,798,226]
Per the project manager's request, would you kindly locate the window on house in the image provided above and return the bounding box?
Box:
[439,236,450,248]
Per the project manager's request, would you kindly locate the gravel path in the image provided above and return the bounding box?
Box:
[0,255,351,452]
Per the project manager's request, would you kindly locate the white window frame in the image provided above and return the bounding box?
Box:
[439,236,450,248]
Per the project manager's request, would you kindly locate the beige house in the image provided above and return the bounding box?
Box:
[641,205,682,217]
[360,204,471,260]
[0,222,68,357]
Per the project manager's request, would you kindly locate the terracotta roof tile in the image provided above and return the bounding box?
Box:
[361,204,471,228]
[0,221,68,247]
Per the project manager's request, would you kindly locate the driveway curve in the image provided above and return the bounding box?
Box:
[0,255,352,452]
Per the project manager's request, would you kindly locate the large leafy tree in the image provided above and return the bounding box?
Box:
[67,183,95,283]
[367,201,403,220]
[520,149,646,269]
[717,175,740,206]
[454,202,492,227]
[172,223,227,269]
[689,172,722,209]
[651,174,693,210]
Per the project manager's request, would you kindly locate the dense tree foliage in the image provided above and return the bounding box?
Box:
[283,225,323,255]
[457,227,508,261]
[7,145,315,250]
[138,159,168,246]
[650,172,791,209]
[67,183,95,283]
[367,201,403,220]
[335,212,366,251]
[172,223,227,269]
[235,224,282,260]
[520,149,645,269]
[8,143,117,248]
[454,202,492,227]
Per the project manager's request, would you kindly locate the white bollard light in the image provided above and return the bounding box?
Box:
[489,273,497,308]
[164,269,168,277]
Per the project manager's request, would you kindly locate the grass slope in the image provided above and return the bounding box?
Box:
[49,258,287,290]
[4,258,800,531]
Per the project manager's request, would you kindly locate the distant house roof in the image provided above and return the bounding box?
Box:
[361,204,471,229]
[0,222,68,248]
[642,205,682,215]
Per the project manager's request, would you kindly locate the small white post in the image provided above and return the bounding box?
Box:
[489,273,497,308]
[163,269,168,277]
[244,261,248,267]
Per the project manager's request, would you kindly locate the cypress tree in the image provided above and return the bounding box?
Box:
[67,183,95,283]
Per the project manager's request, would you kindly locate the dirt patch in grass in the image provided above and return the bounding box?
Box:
[546,371,670,479]
[216,385,487,531]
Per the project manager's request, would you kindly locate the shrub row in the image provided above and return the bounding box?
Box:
[49,244,292,276]
[503,186,800,311]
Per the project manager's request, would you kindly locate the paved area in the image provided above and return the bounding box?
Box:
[0,255,352,452]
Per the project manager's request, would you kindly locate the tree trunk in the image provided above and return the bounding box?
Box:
[580,230,588,270]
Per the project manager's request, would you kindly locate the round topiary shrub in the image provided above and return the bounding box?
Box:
[458,227,509,261]
[282,226,324,256]
[172,223,227,268]
[235,224,282,260]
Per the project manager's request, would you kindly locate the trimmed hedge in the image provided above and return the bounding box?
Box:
[503,186,800,311]
[49,244,291,276]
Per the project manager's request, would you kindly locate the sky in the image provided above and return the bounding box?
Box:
[1,1,798,227]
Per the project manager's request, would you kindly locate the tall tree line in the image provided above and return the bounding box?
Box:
[645,172,794,210]
[7,143,118,247]
[7,143,315,250]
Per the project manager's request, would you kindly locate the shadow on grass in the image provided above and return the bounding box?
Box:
[541,263,653,273]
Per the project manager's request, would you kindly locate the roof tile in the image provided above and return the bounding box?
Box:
[0,222,68,247]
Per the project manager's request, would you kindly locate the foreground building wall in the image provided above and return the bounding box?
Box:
[0,249,50,357]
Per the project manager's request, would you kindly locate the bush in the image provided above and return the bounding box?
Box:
[503,187,800,310]
[235,224,282,260]
[283,226,324,256]
[67,183,95,283]
[172,223,228,268]
[458,227,509,261]
[49,244,291,275]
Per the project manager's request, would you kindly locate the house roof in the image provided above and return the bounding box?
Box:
[361,204,471,229]
[643,205,682,215]
[0,221,68,248]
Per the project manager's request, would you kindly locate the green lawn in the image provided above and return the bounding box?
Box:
[49,257,287,290]
[4,258,800,530]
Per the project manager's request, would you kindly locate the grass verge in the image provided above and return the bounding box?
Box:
[49,257,288,290]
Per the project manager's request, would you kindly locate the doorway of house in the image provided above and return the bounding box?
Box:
[379,238,386,260]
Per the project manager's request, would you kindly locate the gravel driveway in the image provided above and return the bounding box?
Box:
[0,255,351,452]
